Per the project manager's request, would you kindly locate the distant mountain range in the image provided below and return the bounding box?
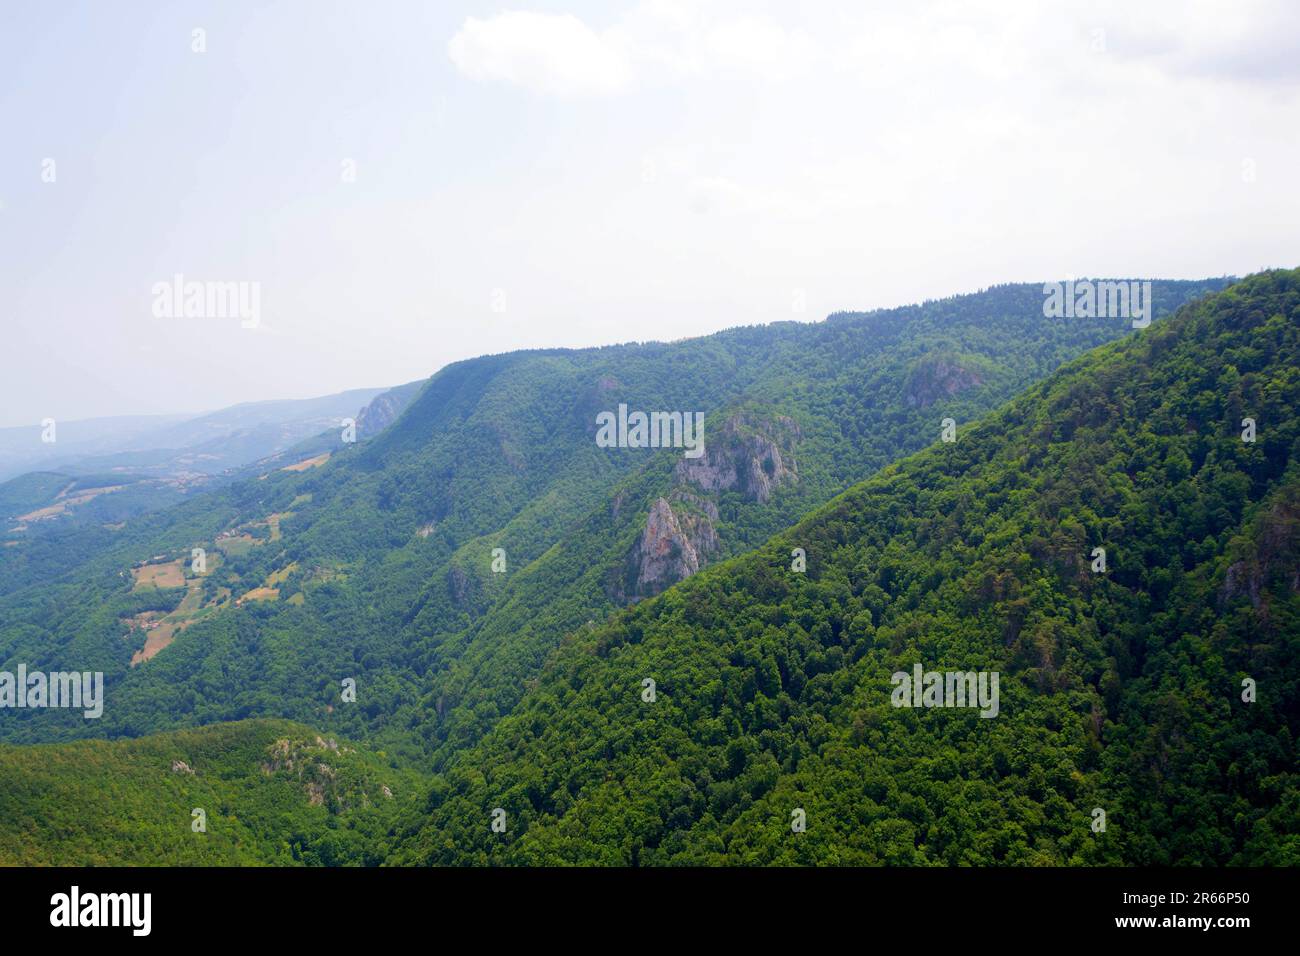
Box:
[0,383,425,546]
[0,387,410,483]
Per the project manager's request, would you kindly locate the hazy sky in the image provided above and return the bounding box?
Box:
[2,0,1297,427]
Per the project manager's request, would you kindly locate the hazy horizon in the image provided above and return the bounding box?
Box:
[4,271,1249,429]
[4,0,1298,427]
[0,382,399,432]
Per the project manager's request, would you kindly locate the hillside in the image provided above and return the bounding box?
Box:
[388,270,1300,865]
[0,281,1227,762]
[0,719,416,865]
[0,382,422,596]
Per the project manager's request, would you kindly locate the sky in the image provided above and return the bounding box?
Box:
[1,0,1297,427]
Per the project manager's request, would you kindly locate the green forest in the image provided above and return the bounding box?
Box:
[392,270,1300,865]
[1,273,1295,866]
[0,719,417,865]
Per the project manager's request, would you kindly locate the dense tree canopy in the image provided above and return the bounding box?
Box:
[3,274,1294,866]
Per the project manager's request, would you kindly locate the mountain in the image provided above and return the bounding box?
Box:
[0,414,190,481]
[0,280,1227,763]
[387,269,1300,865]
[355,379,427,436]
[233,378,429,475]
[0,386,405,484]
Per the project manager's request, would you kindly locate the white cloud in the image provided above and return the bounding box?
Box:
[701,15,816,80]
[448,6,820,94]
[447,12,632,96]
[1094,0,1300,85]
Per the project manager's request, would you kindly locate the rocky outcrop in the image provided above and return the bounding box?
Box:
[1221,489,1300,613]
[903,356,983,408]
[609,412,800,602]
[447,565,478,608]
[260,737,369,812]
[672,492,720,560]
[675,413,800,504]
[635,498,700,596]
[620,495,719,600]
[1222,561,1265,610]
[355,379,423,438]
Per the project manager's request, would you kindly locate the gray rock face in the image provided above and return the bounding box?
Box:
[356,380,424,438]
[675,413,800,504]
[623,495,720,600]
[633,498,700,597]
[447,565,477,608]
[903,357,983,408]
[1221,492,1300,611]
[614,412,800,602]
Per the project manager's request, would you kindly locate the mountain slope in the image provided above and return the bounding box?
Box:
[390,270,1300,865]
[404,281,1232,765]
[0,280,1229,769]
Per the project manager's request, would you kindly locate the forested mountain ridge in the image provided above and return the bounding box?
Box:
[0,281,1226,763]
[375,280,1236,765]
[389,269,1300,865]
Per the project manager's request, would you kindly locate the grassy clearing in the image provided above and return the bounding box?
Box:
[130,559,185,590]
[281,452,330,472]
